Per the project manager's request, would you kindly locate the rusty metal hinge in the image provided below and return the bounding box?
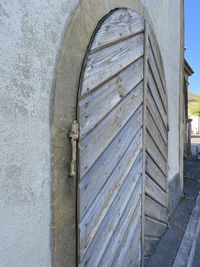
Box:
[69,120,79,177]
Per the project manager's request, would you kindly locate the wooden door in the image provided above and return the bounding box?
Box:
[76,8,168,267]
[78,8,144,267]
[144,24,168,263]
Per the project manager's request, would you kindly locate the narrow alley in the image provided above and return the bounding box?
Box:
[147,135,200,267]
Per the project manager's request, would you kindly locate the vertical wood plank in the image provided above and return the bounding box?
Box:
[141,20,149,267]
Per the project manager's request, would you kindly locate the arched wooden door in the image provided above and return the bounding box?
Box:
[76,8,168,266]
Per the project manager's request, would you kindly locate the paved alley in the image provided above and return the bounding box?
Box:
[147,156,200,267]
[185,159,200,267]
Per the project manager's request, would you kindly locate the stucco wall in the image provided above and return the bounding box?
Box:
[0,1,79,266]
[0,1,183,266]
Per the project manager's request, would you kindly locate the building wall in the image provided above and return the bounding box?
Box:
[191,116,200,133]
[188,100,200,134]
[0,1,79,266]
[0,1,183,266]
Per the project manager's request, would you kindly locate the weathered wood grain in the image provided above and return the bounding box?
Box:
[79,107,143,219]
[148,47,167,111]
[79,57,143,138]
[145,195,168,223]
[125,242,141,267]
[99,194,141,266]
[91,9,144,51]
[146,154,167,192]
[147,65,167,127]
[145,174,167,208]
[146,89,167,143]
[143,22,168,263]
[146,110,167,160]
[79,82,143,178]
[78,11,169,266]
[79,137,142,258]
[146,133,167,176]
[141,20,150,266]
[81,33,144,95]
[145,216,167,238]
[144,236,160,257]
[112,209,141,266]
[80,175,141,265]
[147,25,165,88]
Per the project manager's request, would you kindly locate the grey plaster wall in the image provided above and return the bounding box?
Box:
[0,0,183,266]
[0,1,79,266]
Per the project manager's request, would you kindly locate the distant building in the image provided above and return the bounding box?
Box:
[188,92,200,134]
[183,60,194,158]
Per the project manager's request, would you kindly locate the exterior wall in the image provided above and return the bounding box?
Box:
[0,1,183,266]
[0,1,79,266]
[191,115,200,133]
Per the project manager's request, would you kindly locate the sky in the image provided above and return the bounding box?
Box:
[185,0,200,95]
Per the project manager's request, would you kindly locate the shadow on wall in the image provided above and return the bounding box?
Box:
[168,173,182,216]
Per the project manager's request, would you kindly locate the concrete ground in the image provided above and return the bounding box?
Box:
[147,135,200,267]
[193,223,200,267]
[184,159,200,267]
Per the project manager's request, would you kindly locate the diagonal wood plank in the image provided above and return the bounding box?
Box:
[146,88,167,143]
[148,46,167,111]
[146,110,167,160]
[112,214,141,266]
[146,154,167,192]
[98,192,141,266]
[145,195,168,224]
[80,174,142,265]
[79,108,143,219]
[79,82,143,178]
[81,33,144,95]
[79,136,142,258]
[79,58,143,138]
[79,108,142,218]
[147,65,167,127]
[145,174,167,208]
[145,216,167,238]
[91,9,144,51]
[146,133,167,176]
[144,236,160,257]
[147,24,165,89]
[122,238,141,267]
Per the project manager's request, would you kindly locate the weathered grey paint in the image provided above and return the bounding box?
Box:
[0,0,183,266]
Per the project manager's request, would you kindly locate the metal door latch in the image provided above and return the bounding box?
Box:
[69,120,79,177]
